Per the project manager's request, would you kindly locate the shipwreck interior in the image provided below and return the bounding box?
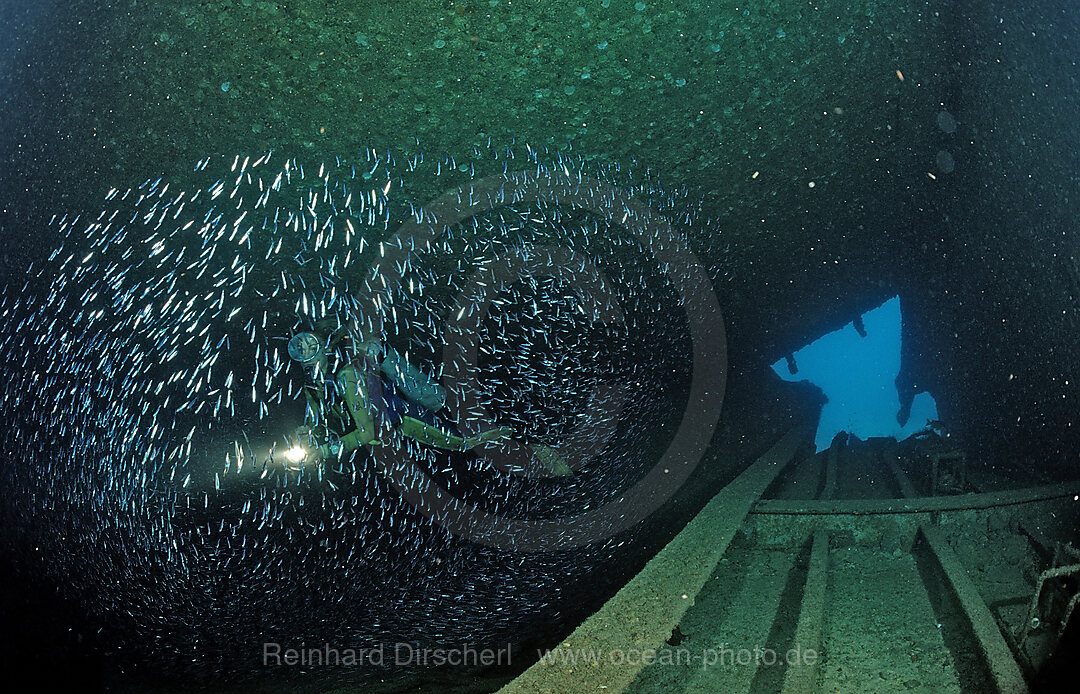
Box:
[0,1,1077,694]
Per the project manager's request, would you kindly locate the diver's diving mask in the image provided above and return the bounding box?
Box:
[288,332,329,379]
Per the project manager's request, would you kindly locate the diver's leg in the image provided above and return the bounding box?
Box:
[398,416,512,451]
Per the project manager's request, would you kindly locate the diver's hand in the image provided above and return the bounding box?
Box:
[291,425,338,462]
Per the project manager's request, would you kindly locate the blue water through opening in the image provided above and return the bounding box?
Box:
[771,295,939,452]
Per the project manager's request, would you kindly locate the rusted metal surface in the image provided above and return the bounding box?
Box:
[1017,549,1080,675]
[750,481,1080,516]
[780,529,830,694]
[919,525,1029,694]
[499,427,808,694]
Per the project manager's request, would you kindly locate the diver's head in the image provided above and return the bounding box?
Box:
[288,332,330,379]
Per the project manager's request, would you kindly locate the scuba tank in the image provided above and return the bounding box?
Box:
[379,346,446,412]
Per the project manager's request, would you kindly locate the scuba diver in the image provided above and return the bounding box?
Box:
[284,318,571,475]
[285,319,507,460]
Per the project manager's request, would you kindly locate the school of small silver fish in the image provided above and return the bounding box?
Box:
[0,144,718,683]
